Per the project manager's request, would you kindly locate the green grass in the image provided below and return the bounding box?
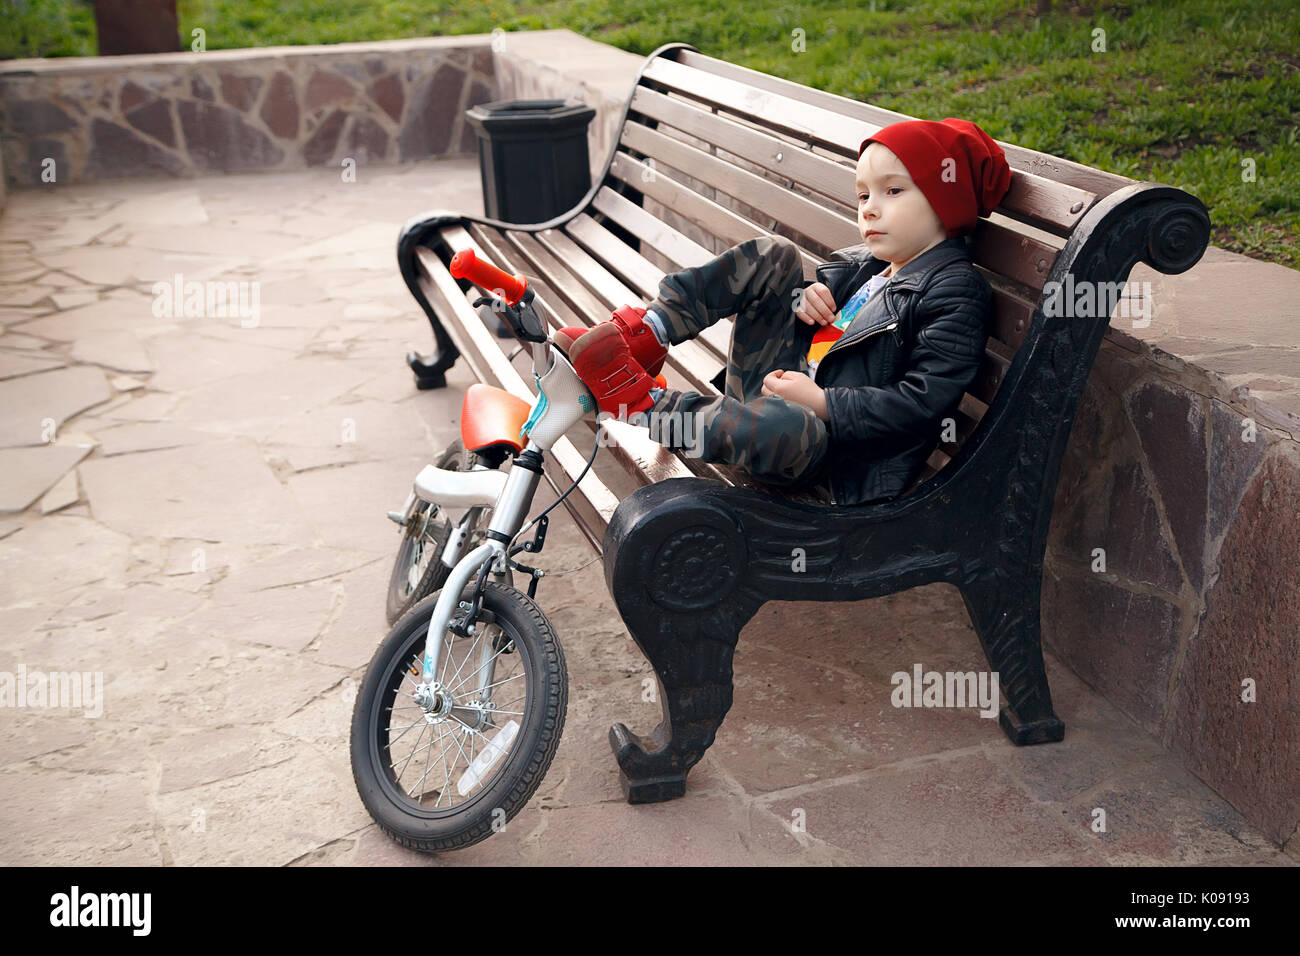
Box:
[3,0,1296,267]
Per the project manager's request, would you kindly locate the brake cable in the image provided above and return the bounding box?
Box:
[504,419,606,594]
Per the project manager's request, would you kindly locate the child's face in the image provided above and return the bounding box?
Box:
[855,143,949,271]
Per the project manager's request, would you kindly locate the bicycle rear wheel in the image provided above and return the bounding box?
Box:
[385,440,487,625]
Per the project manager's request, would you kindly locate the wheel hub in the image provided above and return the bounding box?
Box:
[414,682,455,720]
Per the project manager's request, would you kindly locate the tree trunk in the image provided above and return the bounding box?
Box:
[94,0,180,55]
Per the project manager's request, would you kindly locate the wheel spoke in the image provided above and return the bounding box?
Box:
[410,726,437,801]
[400,669,423,694]
[442,621,486,692]
[435,724,453,807]
[387,719,427,732]
[447,647,520,698]
[444,722,474,772]
[460,671,524,698]
[467,723,476,780]
[393,723,429,780]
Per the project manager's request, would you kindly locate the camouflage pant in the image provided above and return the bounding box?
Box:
[643,235,829,488]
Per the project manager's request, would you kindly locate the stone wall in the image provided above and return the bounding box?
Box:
[1043,325,1299,848]
[0,37,497,187]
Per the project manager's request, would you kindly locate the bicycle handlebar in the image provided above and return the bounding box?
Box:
[449,249,527,306]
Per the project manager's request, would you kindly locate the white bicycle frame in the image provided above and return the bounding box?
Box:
[398,337,594,708]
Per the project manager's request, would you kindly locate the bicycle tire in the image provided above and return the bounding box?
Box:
[384,440,485,625]
[351,582,567,853]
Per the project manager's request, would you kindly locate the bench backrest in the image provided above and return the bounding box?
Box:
[587,44,1139,493]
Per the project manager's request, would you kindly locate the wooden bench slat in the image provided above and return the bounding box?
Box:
[591,185,715,271]
[642,56,874,163]
[967,221,1062,294]
[672,50,922,149]
[587,416,713,486]
[498,229,618,325]
[567,212,667,297]
[643,57,1099,237]
[987,282,1040,353]
[537,222,644,306]
[671,48,1115,230]
[630,85,867,214]
[959,390,990,424]
[969,338,1014,406]
[621,121,860,251]
[629,86,1076,266]
[608,151,825,275]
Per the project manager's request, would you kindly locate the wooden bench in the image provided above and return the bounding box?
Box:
[396,42,1211,804]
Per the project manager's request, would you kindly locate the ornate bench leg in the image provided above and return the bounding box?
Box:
[604,487,761,803]
[397,212,463,389]
[958,573,1065,746]
[405,350,457,390]
[608,598,763,803]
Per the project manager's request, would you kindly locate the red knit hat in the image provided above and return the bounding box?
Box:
[858,118,1012,238]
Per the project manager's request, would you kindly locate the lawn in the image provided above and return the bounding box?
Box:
[2,0,1296,267]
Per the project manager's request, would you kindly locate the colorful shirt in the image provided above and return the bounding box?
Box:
[806,268,893,375]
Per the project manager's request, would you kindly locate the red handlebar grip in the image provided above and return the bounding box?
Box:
[449,249,527,306]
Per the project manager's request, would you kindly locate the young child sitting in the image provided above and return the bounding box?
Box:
[553,118,1012,507]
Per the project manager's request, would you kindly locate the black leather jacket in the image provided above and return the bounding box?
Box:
[800,235,992,506]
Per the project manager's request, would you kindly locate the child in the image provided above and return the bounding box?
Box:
[554,118,1012,507]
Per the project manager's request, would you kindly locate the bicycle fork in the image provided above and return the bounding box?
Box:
[416,442,546,703]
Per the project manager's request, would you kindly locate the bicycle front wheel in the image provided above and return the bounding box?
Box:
[351,582,567,853]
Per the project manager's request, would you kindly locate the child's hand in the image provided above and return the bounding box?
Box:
[795,282,836,326]
[762,369,829,421]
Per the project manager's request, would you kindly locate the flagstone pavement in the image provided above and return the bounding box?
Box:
[0,160,1294,866]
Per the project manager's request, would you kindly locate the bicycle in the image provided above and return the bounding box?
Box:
[350,248,605,853]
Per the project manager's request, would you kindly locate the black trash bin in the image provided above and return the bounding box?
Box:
[465,98,596,225]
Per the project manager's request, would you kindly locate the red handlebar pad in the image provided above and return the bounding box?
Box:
[449,249,527,306]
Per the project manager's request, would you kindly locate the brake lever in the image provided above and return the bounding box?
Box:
[472,293,512,314]
[472,292,548,345]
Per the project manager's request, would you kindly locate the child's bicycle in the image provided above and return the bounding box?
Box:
[350,249,604,853]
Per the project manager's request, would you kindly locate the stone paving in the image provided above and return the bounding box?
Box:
[0,159,1294,866]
